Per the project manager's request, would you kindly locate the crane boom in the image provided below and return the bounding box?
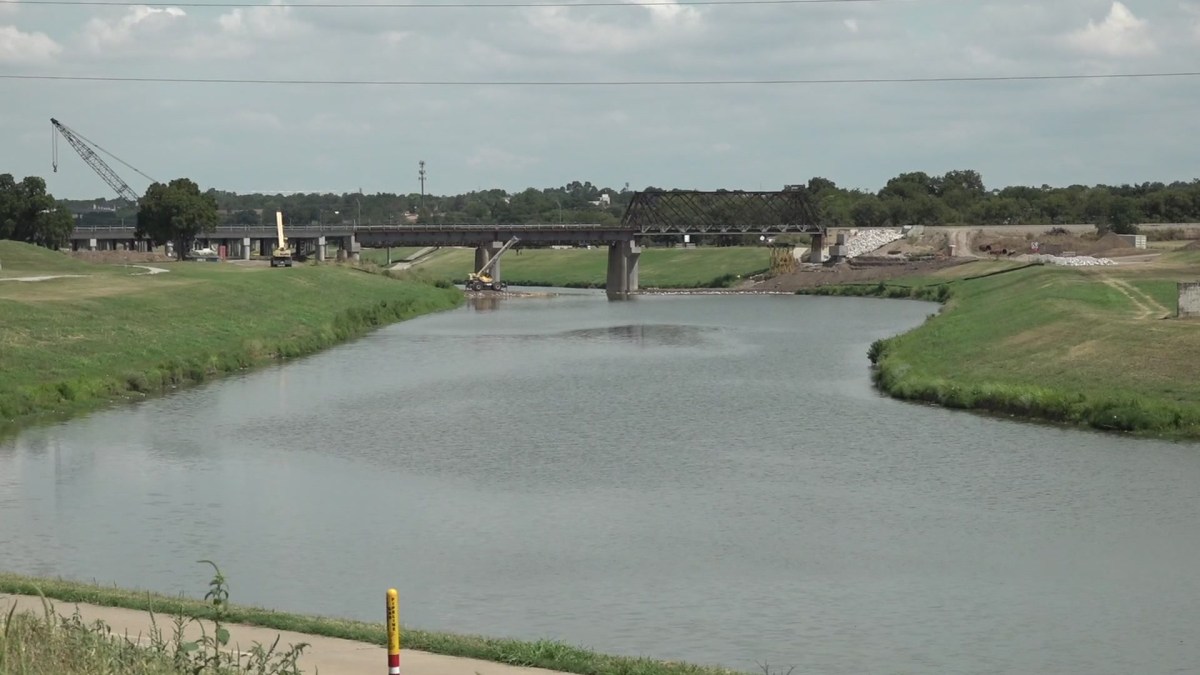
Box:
[50,118,146,204]
[474,236,520,276]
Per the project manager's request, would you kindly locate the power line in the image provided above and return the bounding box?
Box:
[1,71,1198,87]
[0,0,897,7]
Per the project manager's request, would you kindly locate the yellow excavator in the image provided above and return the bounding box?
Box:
[466,236,519,291]
[270,211,294,267]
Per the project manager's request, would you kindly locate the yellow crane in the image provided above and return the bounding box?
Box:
[466,236,519,291]
[270,211,294,267]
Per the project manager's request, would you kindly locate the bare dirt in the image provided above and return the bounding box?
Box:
[748,257,972,293]
[741,224,1186,292]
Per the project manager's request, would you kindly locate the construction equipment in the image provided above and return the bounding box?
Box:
[51,118,156,204]
[270,211,294,267]
[466,236,519,291]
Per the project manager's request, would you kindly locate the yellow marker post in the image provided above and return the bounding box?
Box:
[386,589,400,674]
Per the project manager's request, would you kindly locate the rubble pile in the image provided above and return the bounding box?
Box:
[844,229,905,258]
[1035,254,1117,267]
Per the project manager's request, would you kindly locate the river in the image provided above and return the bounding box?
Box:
[2,290,1199,674]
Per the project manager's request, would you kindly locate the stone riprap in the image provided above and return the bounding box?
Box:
[1035,254,1117,267]
[844,229,905,258]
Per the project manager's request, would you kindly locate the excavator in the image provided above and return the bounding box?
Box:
[466,236,519,291]
[270,211,294,267]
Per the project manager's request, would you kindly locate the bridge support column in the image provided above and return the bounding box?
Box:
[809,233,827,264]
[316,236,326,262]
[606,239,640,299]
[88,238,97,251]
[241,238,251,260]
[348,235,361,263]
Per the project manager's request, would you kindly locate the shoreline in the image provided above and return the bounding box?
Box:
[0,574,742,675]
[792,265,1200,439]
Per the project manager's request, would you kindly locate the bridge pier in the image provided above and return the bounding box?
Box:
[316,236,326,262]
[241,238,251,260]
[473,241,506,282]
[809,233,827,264]
[606,239,640,299]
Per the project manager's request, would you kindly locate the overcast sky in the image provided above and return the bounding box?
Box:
[2,0,1198,199]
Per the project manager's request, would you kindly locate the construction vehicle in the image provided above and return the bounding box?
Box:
[51,118,155,205]
[270,211,294,267]
[466,236,519,291]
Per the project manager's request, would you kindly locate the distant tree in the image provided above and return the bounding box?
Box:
[0,173,75,248]
[136,178,219,260]
[850,195,890,228]
[1105,196,1141,234]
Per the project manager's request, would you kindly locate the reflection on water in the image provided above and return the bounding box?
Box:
[559,324,714,347]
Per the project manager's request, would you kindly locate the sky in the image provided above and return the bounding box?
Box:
[2,0,1199,199]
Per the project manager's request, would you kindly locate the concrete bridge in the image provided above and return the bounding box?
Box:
[68,189,826,297]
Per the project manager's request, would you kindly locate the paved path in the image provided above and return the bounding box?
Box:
[1,594,572,675]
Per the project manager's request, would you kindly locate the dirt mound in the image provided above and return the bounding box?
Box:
[750,257,969,293]
[1184,239,1200,251]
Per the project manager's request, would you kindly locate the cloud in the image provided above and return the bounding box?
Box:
[1064,1,1157,57]
[524,1,703,54]
[217,2,310,40]
[843,18,859,34]
[80,6,186,53]
[0,25,61,63]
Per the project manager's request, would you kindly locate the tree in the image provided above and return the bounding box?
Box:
[136,178,219,259]
[0,174,75,249]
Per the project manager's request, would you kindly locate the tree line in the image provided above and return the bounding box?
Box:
[8,170,1200,249]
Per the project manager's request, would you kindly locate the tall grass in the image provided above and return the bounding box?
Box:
[1,563,306,675]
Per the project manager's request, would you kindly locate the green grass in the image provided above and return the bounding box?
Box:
[403,246,769,289]
[0,241,462,432]
[0,573,745,675]
[0,243,95,278]
[358,247,426,266]
[827,260,1200,437]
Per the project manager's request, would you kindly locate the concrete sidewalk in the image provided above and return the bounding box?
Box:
[1,594,571,675]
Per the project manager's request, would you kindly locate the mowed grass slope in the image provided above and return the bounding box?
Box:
[406,246,769,288]
[0,241,462,427]
[870,262,1200,435]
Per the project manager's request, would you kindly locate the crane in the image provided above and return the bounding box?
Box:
[50,118,156,204]
[466,236,519,291]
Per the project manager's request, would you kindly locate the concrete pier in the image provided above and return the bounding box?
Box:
[472,241,507,282]
[606,239,640,298]
[809,233,827,263]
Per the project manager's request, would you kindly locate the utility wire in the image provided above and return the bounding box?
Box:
[1,0,898,8]
[1,72,1198,86]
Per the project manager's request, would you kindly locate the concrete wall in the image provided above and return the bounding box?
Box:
[1179,282,1200,317]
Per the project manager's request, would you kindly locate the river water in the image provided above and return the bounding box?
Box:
[2,290,1199,674]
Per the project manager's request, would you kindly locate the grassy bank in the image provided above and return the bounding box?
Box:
[401,246,768,288]
[0,241,462,432]
[0,573,743,675]
[802,256,1200,437]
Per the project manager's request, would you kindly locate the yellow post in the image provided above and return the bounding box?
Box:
[386,589,400,674]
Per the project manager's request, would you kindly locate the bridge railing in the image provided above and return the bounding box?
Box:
[70,223,625,234]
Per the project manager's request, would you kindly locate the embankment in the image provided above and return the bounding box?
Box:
[392,246,769,289]
[0,241,463,434]
[0,573,741,675]
[798,260,1200,438]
